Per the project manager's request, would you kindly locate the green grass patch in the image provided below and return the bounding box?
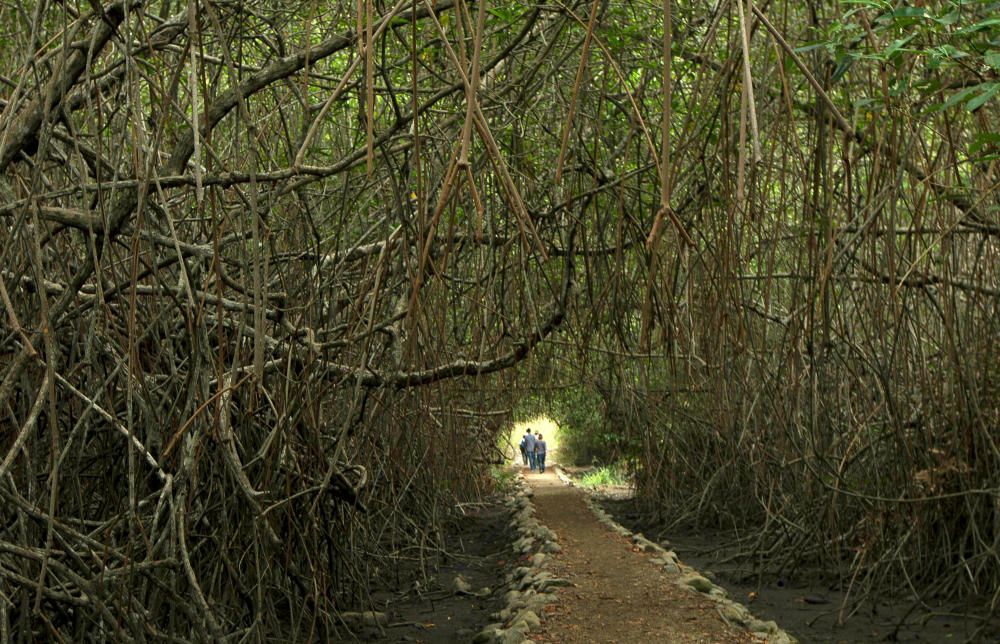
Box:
[578,464,629,488]
[490,464,518,494]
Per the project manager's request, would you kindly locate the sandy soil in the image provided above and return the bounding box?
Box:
[523,468,754,644]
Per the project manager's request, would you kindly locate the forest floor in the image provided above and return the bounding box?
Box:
[524,468,753,643]
[333,500,514,643]
[334,464,1000,643]
[599,497,1000,643]
[337,466,753,643]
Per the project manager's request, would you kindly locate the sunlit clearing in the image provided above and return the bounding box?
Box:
[507,415,561,464]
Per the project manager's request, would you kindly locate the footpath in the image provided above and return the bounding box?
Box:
[521,468,791,644]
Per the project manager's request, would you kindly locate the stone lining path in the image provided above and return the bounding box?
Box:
[522,468,754,644]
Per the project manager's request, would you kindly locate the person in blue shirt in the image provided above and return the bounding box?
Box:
[534,433,547,473]
[521,429,537,470]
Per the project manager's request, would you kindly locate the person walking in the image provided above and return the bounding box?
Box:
[521,429,537,470]
[534,433,547,473]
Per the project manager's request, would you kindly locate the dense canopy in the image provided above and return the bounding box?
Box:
[0,0,998,639]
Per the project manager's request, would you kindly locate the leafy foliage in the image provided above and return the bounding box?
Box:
[579,463,630,488]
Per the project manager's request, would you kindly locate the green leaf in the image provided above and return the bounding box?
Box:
[487,6,520,21]
[831,53,855,83]
[985,51,1000,70]
[792,42,828,54]
[841,0,890,7]
[931,11,960,26]
[969,133,1000,154]
[884,35,917,59]
[853,97,878,110]
[887,7,927,26]
[936,44,969,59]
[938,86,980,111]
[957,18,1000,34]
[966,83,1000,111]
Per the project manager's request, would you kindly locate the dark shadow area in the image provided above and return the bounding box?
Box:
[600,497,1000,643]
[333,498,515,643]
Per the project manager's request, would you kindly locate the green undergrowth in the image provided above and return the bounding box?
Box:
[578,464,629,488]
[490,464,519,495]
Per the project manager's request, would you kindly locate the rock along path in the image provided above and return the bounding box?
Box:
[522,467,754,644]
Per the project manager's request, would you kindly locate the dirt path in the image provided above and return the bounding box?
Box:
[523,468,753,644]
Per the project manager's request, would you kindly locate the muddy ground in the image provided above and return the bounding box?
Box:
[332,499,515,643]
[600,497,1000,643]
